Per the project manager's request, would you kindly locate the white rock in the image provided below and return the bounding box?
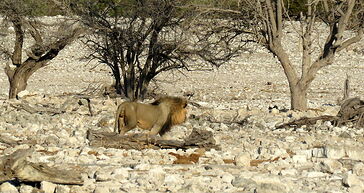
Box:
[346,147,364,161]
[148,167,166,187]
[164,174,184,192]
[235,152,251,167]
[0,182,18,193]
[135,164,151,170]
[256,182,288,193]
[94,186,110,193]
[353,162,364,176]
[56,185,70,193]
[348,185,364,193]
[41,181,57,193]
[17,90,30,98]
[19,185,33,193]
[323,146,345,159]
[279,169,297,176]
[285,136,295,143]
[343,173,364,187]
[292,155,307,164]
[232,177,257,189]
[320,159,343,174]
[221,173,235,184]
[165,174,184,184]
[304,171,327,178]
[271,108,279,114]
[112,168,129,180]
[95,169,112,181]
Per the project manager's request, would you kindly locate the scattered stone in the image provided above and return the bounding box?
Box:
[343,173,364,187]
[56,185,71,193]
[0,182,18,193]
[292,155,307,164]
[256,182,288,193]
[346,147,364,161]
[111,168,129,181]
[348,185,364,193]
[279,169,297,176]
[41,181,57,193]
[221,173,235,184]
[19,185,34,193]
[304,171,327,178]
[323,146,346,159]
[18,90,30,98]
[0,28,363,192]
[94,186,110,193]
[235,152,251,167]
[353,162,364,176]
[148,167,166,187]
[320,159,343,174]
[95,169,113,182]
[232,177,257,189]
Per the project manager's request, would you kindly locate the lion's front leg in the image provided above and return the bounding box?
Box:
[114,105,123,134]
[149,124,162,136]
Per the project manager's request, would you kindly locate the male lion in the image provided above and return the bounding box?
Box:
[114,96,188,136]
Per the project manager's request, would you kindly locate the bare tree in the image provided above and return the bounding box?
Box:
[214,0,363,110]
[0,0,83,99]
[73,0,240,100]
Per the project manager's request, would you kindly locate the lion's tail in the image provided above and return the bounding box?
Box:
[114,104,126,133]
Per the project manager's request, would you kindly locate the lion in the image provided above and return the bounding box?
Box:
[114,96,188,136]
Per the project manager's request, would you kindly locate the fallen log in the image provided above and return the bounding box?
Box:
[87,128,221,150]
[277,97,364,129]
[276,115,338,129]
[0,149,84,185]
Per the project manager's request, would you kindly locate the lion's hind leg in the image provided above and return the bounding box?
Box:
[114,104,125,134]
[115,103,138,135]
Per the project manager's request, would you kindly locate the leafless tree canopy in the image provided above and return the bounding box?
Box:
[73,0,241,100]
[0,0,83,99]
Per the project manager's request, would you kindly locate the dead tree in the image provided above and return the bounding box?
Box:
[0,0,83,99]
[252,0,363,110]
[212,0,363,110]
[73,0,240,100]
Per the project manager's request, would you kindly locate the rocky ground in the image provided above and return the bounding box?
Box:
[0,19,364,193]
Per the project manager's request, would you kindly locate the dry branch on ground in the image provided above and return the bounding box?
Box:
[277,97,364,129]
[87,128,221,150]
[0,149,84,185]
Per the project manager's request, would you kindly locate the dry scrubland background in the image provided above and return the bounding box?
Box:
[0,20,363,108]
[0,18,364,193]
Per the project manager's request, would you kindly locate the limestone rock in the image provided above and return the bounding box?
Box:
[235,152,251,167]
[19,185,34,193]
[343,173,364,188]
[353,162,364,176]
[323,146,345,159]
[41,181,57,193]
[56,185,71,193]
[320,159,343,174]
[94,186,110,193]
[0,182,18,193]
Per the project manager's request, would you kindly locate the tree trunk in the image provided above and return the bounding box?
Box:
[290,83,308,111]
[137,80,150,100]
[124,77,135,101]
[6,60,43,99]
[114,74,122,95]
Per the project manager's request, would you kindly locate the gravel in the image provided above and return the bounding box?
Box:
[0,19,363,193]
